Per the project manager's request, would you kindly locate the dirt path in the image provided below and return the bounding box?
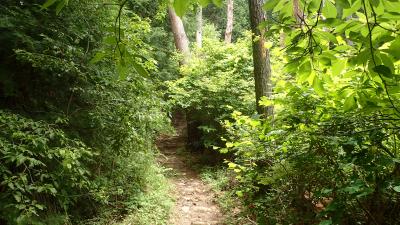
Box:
[157,112,224,225]
[160,147,223,225]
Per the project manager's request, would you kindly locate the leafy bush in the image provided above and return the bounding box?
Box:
[0,1,172,224]
[221,81,400,224]
[0,110,93,223]
[167,29,255,147]
[211,1,400,224]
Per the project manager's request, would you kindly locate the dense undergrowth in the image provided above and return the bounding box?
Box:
[2,0,400,224]
[167,29,255,148]
[169,1,400,224]
[0,1,173,224]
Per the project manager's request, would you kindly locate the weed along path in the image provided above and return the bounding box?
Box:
[157,116,224,225]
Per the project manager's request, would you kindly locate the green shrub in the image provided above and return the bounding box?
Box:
[167,29,255,148]
[0,110,93,223]
[220,83,400,224]
[0,1,172,224]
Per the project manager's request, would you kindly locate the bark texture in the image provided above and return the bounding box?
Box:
[293,0,303,26]
[196,6,203,48]
[248,0,273,116]
[168,7,190,64]
[224,0,234,43]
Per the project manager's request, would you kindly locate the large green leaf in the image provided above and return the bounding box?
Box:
[331,59,346,76]
[173,0,191,17]
[373,65,392,78]
[55,0,68,15]
[342,0,361,19]
[322,0,337,19]
[90,52,106,64]
[263,0,280,10]
[298,61,312,83]
[42,0,58,9]
[212,0,223,7]
[313,75,325,96]
[199,0,211,7]
[343,93,356,111]
[132,61,149,77]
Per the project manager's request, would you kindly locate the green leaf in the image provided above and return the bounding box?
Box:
[315,30,338,44]
[132,61,149,77]
[373,65,392,78]
[212,0,223,7]
[322,0,337,18]
[8,182,15,190]
[55,0,67,15]
[42,0,58,9]
[263,0,280,10]
[343,94,356,111]
[259,96,273,106]
[35,204,45,210]
[313,76,325,95]
[319,220,333,225]
[372,0,385,16]
[332,59,346,76]
[383,1,400,13]
[393,186,400,192]
[343,185,361,194]
[13,193,21,203]
[370,0,379,7]
[49,187,57,195]
[173,0,191,17]
[307,70,316,86]
[104,36,117,45]
[226,142,234,148]
[117,62,128,80]
[199,0,211,7]
[90,52,106,64]
[235,190,243,197]
[298,61,312,83]
[342,0,361,19]
[219,148,228,154]
[388,37,400,59]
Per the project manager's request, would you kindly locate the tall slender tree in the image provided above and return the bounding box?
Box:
[224,0,234,43]
[168,6,190,64]
[248,0,273,116]
[167,6,191,142]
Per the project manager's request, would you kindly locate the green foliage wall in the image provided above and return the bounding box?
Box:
[167,30,255,147]
[0,0,172,224]
[222,85,400,224]
[215,0,400,224]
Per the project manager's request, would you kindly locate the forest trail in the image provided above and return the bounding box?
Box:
[157,112,224,225]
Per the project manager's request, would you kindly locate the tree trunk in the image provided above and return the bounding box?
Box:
[168,7,190,145]
[224,0,234,43]
[196,5,203,48]
[168,7,190,64]
[293,0,303,26]
[248,0,273,116]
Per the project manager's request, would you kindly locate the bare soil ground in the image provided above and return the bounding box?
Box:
[157,111,224,225]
